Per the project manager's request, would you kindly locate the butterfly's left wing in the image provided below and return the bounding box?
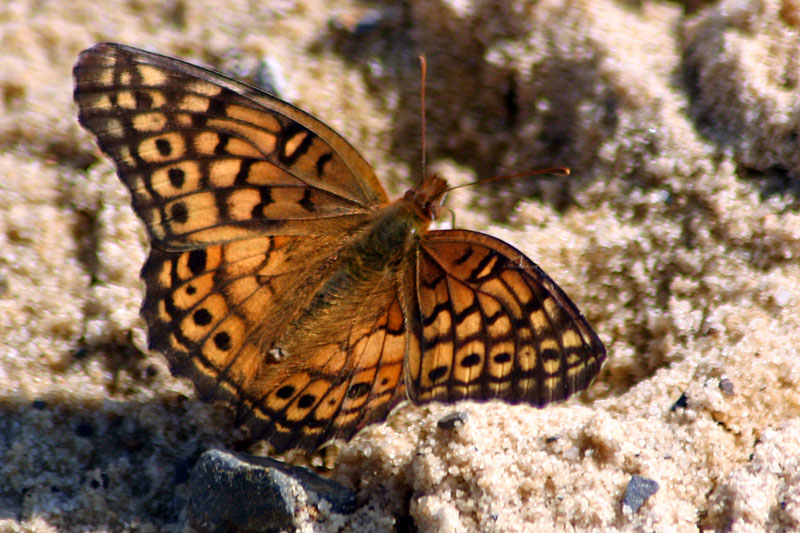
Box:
[72,43,410,453]
[406,230,606,406]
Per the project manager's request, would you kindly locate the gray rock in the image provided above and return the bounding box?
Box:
[719,378,735,396]
[188,449,355,532]
[622,475,660,514]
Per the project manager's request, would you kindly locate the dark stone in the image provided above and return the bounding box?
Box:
[187,449,355,533]
[437,411,468,430]
[719,378,735,396]
[622,475,659,513]
[670,392,688,411]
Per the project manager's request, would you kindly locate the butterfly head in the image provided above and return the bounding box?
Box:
[403,173,448,222]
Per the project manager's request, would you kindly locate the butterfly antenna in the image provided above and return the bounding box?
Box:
[419,54,427,182]
[445,167,571,193]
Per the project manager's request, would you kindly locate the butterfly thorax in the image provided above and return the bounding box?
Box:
[341,174,447,275]
[278,175,447,348]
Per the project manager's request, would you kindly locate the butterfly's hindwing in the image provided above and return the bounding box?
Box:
[408,230,606,406]
[141,229,409,451]
[244,273,409,451]
[141,234,343,403]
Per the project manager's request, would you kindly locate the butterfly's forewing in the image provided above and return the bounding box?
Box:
[73,43,388,250]
[408,230,606,405]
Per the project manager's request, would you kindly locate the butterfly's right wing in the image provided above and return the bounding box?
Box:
[406,229,606,406]
[73,42,388,250]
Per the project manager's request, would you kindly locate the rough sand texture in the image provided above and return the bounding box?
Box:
[2,0,799,531]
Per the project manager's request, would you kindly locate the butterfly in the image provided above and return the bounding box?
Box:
[73,43,606,452]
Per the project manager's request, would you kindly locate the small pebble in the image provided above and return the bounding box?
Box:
[670,392,688,411]
[719,378,735,396]
[622,475,659,514]
[437,411,468,430]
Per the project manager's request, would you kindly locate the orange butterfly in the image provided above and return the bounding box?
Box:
[73,43,606,452]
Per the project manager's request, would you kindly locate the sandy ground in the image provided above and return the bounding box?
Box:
[1,0,799,531]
